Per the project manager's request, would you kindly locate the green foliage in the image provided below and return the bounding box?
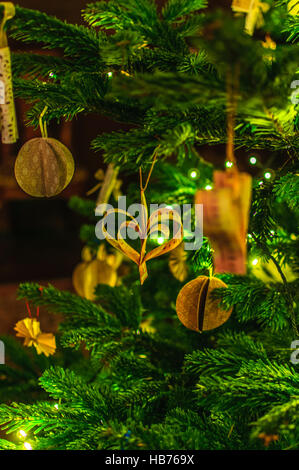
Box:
[0,0,298,452]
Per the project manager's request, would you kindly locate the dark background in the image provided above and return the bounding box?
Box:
[0,0,231,333]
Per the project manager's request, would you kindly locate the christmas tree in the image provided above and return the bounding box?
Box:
[0,0,299,451]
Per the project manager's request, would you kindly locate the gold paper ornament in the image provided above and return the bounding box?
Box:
[262,34,276,50]
[72,244,122,300]
[14,137,75,197]
[231,0,270,36]
[176,276,233,332]
[169,243,188,282]
[288,0,299,15]
[87,166,122,201]
[14,317,56,357]
[102,156,183,285]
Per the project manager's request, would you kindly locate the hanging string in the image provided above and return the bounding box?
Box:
[25,301,32,318]
[140,149,159,192]
[25,287,43,319]
[226,65,240,169]
[39,106,48,138]
[36,287,43,318]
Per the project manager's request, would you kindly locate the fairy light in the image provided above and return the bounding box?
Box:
[251,258,259,266]
[18,430,27,438]
[157,236,165,245]
[24,442,32,450]
[188,169,199,179]
[225,161,234,168]
[249,156,257,165]
[205,185,213,191]
[264,171,272,180]
[107,71,113,78]
[54,403,59,410]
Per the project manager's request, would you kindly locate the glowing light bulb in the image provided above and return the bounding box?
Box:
[264,171,272,180]
[18,430,27,438]
[251,258,259,266]
[249,156,257,165]
[188,169,199,179]
[157,236,165,245]
[24,442,32,450]
[205,185,213,191]
[107,72,113,78]
[226,161,234,168]
[54,404,59,410]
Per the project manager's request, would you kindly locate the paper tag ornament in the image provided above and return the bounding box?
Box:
[15,318,56,357]
[196,169,252,274]
[0,2,18,143]
[100,164,184,285]
[231,0,270,36]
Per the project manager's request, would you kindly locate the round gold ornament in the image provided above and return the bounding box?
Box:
[14,137,75,197]
[176,276,232,332]
[72,245,122,301]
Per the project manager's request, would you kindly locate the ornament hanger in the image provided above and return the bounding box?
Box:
[226,65,240,170]
[39,105,48,138]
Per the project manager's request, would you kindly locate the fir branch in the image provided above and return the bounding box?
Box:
[162,0,207,22]
[7,6,102,58]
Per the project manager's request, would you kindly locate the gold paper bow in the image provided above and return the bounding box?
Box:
[101,163,184,285]
[14,317,56,357]
[231,0,270,36]
[87,168,122,201]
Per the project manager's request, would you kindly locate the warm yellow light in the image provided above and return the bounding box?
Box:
[252,258,259,266]
[18,430,27,438]
[157,237,165,245]
[205,185,212,191]
[24,442,32,450]
[226,161,233,168]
